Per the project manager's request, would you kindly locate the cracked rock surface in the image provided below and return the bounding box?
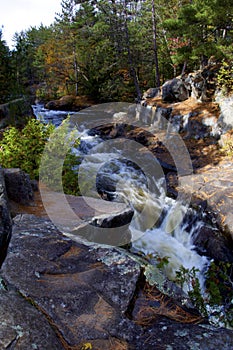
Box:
[1,214,233,349]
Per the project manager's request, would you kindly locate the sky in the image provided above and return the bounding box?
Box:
[0,0,62,49]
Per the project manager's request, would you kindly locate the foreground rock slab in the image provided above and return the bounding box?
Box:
[1,214,233,349]
[0,285,64,349]
[1,215,141,349]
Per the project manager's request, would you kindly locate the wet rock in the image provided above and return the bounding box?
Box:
[193,225,233,262]
[4,168,34,205]
[0,168,12,267]
[72,207,134,246]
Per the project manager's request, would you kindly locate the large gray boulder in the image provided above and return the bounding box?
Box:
[162,78,190,102]
[4,168,34,205]
[216,92,233,132]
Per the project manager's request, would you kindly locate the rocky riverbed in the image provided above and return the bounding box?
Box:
[0,139,233,349]
[0,64,233,348]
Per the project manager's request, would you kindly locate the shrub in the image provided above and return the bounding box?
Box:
[217,61,233,95]
[175,261,233,328]
[0,118,81,195]
[39,116,81,196]
[0,119,54,179]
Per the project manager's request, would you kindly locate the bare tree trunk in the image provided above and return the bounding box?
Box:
[152,0,160,87]
[73,47,78,96]
[123,1,141,101]
[181,61,187,76]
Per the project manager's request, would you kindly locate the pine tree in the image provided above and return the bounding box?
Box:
[0,29,12,102]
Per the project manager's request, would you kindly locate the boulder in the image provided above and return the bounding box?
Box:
[1,214,141,348]
[0,168,12,267]
[189,71,208,101]
[162,78,190,102]
[73,207,134,246]
[0,98,34,128]
[193,226,233,263]
[216,93,233,132]
[142,87,161,99]
[45,95,95,111]
[182,112,214,139]
[4,168,34,205]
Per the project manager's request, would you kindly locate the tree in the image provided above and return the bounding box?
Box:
[0,29,13,102]
[163,0,233,72]
[151,0,160,87]
[11,25,52,97]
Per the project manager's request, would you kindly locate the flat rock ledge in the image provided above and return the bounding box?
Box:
[0,214,233,350]
[182,158,233,237]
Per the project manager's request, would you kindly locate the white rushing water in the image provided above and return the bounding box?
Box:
[76,134,209,290]
[33,103,209,290]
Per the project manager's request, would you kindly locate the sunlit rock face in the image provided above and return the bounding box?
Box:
[216,92,233,132]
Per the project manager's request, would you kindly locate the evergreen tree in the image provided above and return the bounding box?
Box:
[0,29,13,103]
[163,0,233,72]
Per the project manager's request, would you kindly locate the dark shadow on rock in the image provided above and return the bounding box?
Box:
[0,168,12,267]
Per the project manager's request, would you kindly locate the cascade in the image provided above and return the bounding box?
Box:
[33,102,209,290]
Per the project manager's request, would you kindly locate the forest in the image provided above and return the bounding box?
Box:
[0,0,232,104]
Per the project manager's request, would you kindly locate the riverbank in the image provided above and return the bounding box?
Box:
[0,88,233,348]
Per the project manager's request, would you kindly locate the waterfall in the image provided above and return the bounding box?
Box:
[34,102,209,290]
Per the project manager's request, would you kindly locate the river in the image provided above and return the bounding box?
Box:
[33,102,210,289]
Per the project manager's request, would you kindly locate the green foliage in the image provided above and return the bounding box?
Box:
[217,62,233,95]
[4,0,233,100]
[0,30,14,103]
[144,252,170,271]
[0,117,81,196]
[0,119,54,179]
[205,261,233,306]
[39,116,81,196]
[175,261,233,327]
[62,152,81,196]
[221,135,233,156]
[175,266,207,316]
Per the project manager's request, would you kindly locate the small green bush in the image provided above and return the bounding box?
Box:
[39,116,81,196]
[221,134,233,156]
[0,118,81,195]
[217,61,233,95]
[175,261,233,328]
[0,119,54,179]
